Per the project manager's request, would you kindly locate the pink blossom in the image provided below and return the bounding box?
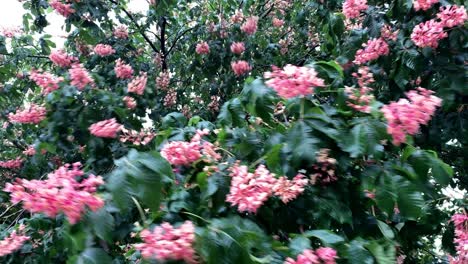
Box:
[3,162,104,224]
[437,5,467,28]
[69,64,94,90]
[119,128,155,146]
[231,9,244,23]
[353,38,389,65]
[161,129,220,166]
[230,42,245,55]
[343,0,368,19]
[1,26,22,38]
[135,221,196,263]
[156,71,170,90]
[0,230,29,257]
[23,146,36,156]
[272,17,285,27]
[163,89,177,107]
[226,164,277,213]
[114,58,134,79]
[285,249,320,264]
[49,0,75,17]
[450,213,468,264]
[316,247,338,264]
[195,41,210,55]
[29,69,64,95]
[411,19,447,48]
[380,24,398,41]
[231,60,252,76]
[345,66,375,113]
[8,104,46,124]
[381,87,442,145]
[123,96,137,109]
[113,25,129,39]
[127,72,147,95]
[413,0,439,11]
[0,157,23,169]
[93,44,115,56]
[273,174,308,203]
[49,50,77,67]
[264,64,325,99]
[241,16,259,35]
[89,118,123,138]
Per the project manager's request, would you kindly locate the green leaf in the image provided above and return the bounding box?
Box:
[348,239,374,264]
[217,98,246,127]
[289,236,311,255]
[303,230,345,245]
[365,241,396,264]
[396,176,424,220]
[286,121,318,165]
[77,248,112,264]
[87,208,115,242]
[376,220,395,240]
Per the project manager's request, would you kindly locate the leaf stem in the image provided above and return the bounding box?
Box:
[131,196,147,224]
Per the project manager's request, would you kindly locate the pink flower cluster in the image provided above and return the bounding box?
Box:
[123,96,137,109]
[119,128,155,146]
[69,64,94,90]
[353,38,389,65]
[3,163,104,224]
[273,174,309,204]
[227,163,309,213]
[0,230,29,257]
[115,59,134,79]
[380,24,398,41]
[8,104,47,124]
[343,0,368,19]
[241,16,259,35]
[113,25,128,39]
[231,60,252,76]
[437,5,467,28]
[1,26,22,38]
[381,87,442,145]
[413,0,438,11]
[23,146,36,156]
[161,129,220,166]
[49,0,75,17]
[94,44,115,56]
[411,20,447,48]
[227,164,277,213]
[156,71,170,90]
[29,69,64,95]
[272,17,285,27]
[230,42,245,55]
[285,248,338,264]
[127,72,147,95]
[49,50,76,67]
[345,66,375,113]
[163,89,177,107]
[411,5,466,48]
[264,65,325,99]
[0,157,23,169]
[450,213,468,264]
[135,221,196,263]
[89,118,123,138]
[310,149,338,184]
[195,41,210,55]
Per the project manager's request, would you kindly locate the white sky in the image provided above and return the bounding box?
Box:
[0,0,148,47]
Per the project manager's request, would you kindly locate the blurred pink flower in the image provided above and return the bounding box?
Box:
[241,16,259,35]
[127,72,147,95]
[353,38,389,65]
[94,44,115,56]
[411,20,447,48]
[413,0,438,11]
[8,104,46,124]
[231,60,251,76]
[343,0,368,19]
[115,59,134,79]
[195,41,210,55]
[230,42,245,55]
[89,118,123,138]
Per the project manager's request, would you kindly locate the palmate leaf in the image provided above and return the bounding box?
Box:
[106,149,174,213]
[240,79,276,123]
[338,119,384,158]
[196,216,272,264]
[285,121,318,166]
[347,239,374,264]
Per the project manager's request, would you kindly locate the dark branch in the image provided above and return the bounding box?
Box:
[159,17,167,70]
[109,0,159,53]
[165,26,196,56]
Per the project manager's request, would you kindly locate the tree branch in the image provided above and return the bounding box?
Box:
[165,26,197,56]
[108,0,159,53]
